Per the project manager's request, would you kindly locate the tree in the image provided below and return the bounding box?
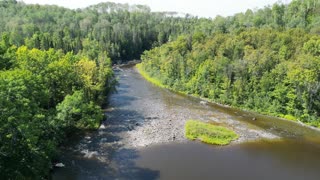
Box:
[55,91,103,130]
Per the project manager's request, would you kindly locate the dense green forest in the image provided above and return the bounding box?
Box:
[0,0,214,62]
[139,0,320,127]
[1,0,320,178]
[0,34,115,178]
[0,0,212,178]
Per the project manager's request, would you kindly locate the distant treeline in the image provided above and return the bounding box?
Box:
[1,0,320,62]
[0,0,215,62]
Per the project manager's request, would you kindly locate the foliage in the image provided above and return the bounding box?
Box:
[140,28,320,127]
[0,34,114,178]
[0,0,214,62]
[1,0,320,63]
[136,63,167,89]
[185,120,238,145]
[0,70,55,178]
[56,91,103,130]
[1,0,320,178]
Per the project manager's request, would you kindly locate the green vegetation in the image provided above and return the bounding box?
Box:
[0,0,215,63]
[0,0,209,177]
[185,120,238,145]
[0,0,210,177]
[0,34,115,178]
[140,28,320,127]
[136,63,167,89]
[139,0,320,127]
[1,0,320,178]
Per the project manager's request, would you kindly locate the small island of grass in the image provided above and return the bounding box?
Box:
[185,120,238,145]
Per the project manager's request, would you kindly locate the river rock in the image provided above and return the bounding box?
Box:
[54,163,65,168]
[127,125,134,130]
[200,101,208,105]
[81,150,99,159]
[99,124,106,129]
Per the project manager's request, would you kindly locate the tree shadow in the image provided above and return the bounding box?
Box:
[51,148,159,180]
[109,95,138,108]
[52,107,158,180]
[52,67,160,179]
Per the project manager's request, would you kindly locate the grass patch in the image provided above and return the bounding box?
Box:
[136,64,166,88]
[283,114,297,121]
[185,120,238,145]
[136,64,191,97]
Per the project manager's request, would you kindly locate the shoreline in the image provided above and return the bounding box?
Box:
[135,63,320,133]
[116,66,280,149]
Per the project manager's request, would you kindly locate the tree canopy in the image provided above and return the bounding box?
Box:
[139,0,320,127]
[0,34,115,178]
[1,0,320,178]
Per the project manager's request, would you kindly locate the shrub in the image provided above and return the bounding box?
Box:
[185,120,238,145]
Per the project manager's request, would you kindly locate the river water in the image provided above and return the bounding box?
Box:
[52,66,320,180]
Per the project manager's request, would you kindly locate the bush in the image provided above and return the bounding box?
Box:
[56,91,103,130]
[185,120,238,145]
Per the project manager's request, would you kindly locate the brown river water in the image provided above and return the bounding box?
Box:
[52,66,320,180]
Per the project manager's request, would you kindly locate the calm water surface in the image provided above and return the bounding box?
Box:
[136,140,320,180]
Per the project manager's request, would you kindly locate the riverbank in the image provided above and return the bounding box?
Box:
[136,63,320,133]
[52,66,320,179]
[122,66,280,148]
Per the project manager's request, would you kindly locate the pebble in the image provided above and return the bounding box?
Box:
[55,163,65,168]
[99,124,106,129]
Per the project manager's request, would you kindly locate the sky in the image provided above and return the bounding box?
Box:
[21,0,291,18]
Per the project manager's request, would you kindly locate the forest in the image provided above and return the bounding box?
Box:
[139,0,320,126]
[0,0,212,178]
[0,36,115,178]
[0,0,320,178]
[0,0,214,62]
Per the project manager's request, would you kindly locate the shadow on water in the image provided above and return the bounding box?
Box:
[104,109,145,133]
[53,66,320,180]
[52,148,159,180]
[109,95,138,108]
[52,108,160,179]
[113,149,160,180]
[51,69,160,179]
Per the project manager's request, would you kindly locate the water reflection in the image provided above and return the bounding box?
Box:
[136,140,320,180]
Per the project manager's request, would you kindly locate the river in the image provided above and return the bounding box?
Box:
[52,66,320,180]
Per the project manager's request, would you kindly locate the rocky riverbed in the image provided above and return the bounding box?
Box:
[62,66,279,164]
[52,66,320,179]
[101,67,278,150]
[119,99,279,149]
